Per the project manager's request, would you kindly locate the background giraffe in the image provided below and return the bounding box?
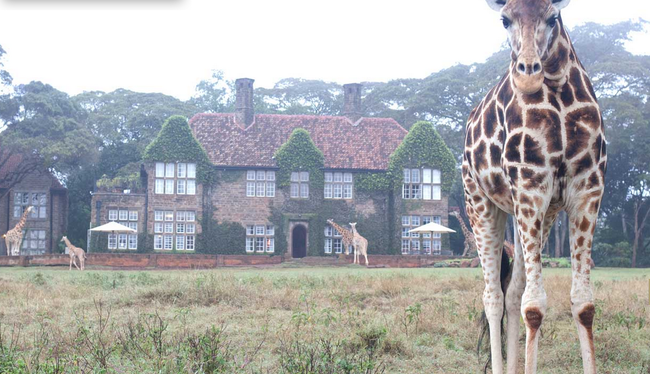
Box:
[449,210,478,257]
[61,236,86,271]
[349,222,369,266]
[326,219,354,256]
[3,206,34,256]
[462,1,606,373]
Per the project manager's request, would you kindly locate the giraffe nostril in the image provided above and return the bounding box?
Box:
[517,63,526,74]
[532,62,542,74]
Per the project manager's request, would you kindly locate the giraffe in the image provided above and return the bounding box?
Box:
[449,210,479,257]
[349,223,369,266]
[462,1,605,373]
[61,236,86,271]
[3,206,34,256]
[326,219,354,256]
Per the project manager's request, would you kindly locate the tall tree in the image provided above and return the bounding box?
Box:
[188,70,234,113]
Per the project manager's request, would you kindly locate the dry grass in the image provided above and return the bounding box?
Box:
[0,266,648,373]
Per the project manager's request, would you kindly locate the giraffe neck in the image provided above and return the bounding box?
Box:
[328,221,351,241]
[452,213,472,236]
[15,209,31,232]
[63,237,72,248]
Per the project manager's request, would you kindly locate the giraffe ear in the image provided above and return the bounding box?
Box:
[552,0,570,10]
[485,0,507,11]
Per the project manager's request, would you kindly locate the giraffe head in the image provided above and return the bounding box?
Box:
[349,222,357,230]
[26,206,35,214]
[60,236,67,242]
[485,0,570,94]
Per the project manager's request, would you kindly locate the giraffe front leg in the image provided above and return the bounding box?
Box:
[505,221,525,374]
[568,206,599,374]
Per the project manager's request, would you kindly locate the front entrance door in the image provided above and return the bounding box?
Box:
[292,225,307,258]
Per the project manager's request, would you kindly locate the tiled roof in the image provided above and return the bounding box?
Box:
[0,152,65,190]
[189,114,407,171]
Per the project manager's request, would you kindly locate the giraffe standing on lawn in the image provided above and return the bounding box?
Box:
[61,236,87,271]
[3,206,34,256]
[462,1,606,373]
[326,219,354,257]
[349,223,369,266]
[449,210,478,257]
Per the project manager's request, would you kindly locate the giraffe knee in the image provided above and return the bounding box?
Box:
[524,306,544,331]
[577,303,595,329]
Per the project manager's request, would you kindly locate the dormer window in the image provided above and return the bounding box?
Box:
[290,172,309,198]
[402,168,441,200]
[154,162,196,195]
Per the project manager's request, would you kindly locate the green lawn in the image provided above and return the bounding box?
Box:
[0,266,648,373]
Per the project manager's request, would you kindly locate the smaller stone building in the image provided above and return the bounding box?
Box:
[0,153,68,255]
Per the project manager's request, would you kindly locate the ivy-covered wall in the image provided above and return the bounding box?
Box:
[142,115,215,184]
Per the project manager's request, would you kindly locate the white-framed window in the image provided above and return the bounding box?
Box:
[246,224,274,253]
[324,172,353,199]
[155,162,197,195]
[403,168,441,200]
[247,170,275,197]
[290,172,309,198]
[154,210,196,251]
[324,224,344,254]
[22,230,46,252]
[13,192,47,219]
[402,215,442,255]
[107,209,139,250]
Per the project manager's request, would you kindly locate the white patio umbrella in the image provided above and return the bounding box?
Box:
[90,221,136,233]
[408,222,456,234]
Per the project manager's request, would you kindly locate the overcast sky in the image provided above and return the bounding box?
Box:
[1,0,648,101]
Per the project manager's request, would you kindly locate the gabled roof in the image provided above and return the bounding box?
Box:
[189,114,408,171]
[0,152,65,190]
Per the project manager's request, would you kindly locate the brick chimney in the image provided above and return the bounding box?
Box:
[235,78,255,127]
[343,83,362,122]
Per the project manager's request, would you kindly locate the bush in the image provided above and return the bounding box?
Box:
[593,241,632,267]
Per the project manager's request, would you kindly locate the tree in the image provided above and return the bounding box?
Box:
[255,78,343,115]
[188,70,234,113]
[0,43,12,88]
[0,81,98,199]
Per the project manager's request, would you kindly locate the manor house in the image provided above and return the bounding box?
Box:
[90,79,452,257]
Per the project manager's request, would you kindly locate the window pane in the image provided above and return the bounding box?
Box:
[256,237,264,252]
[403,169,410,183]
[266,182,275,197]
[324,226,332,237]
[154,235,163,250]
[38,230,46,239]
[411,169,420,183]
[154,211,163,221]
[324,184,332,198]
[291,183,299,198]
[119,210,128,220]
[39,194,47,205]
[291,172,300,182]
[177,211,186,221]
[423,185,432,200]
[32,193,39,205]
[13,206,21,218]
[108,234,117,249]
[255,225,265,235]
[187,164,196,179]
[14,192,21,204]
[187,180,196,195]
[186,211,195,222]
[154,223,163,233]
[300,184,309,198]
[412,184,421,199]
[343,184,352,199]
[186,224,195,234]
[129,211,138,221]
[165,179,174,194]
[266,225,274,236]
[247,170,256,180]
[432,169,441,184]
[402,228,410,238]
[333,184,342,199]
[165,223,174,233]
[176,236,185,250]
[412,216,420,226]
[156,163,165,177]
[334,239,342,253]
[344,173,353,183]
[256,182,265,197]
[402,240,410,254]
[22,193,29,204]
[266,238,274,252]
[177,223,185,233]
[334,173,342,182]
[402,184,410,199]
[324,172,333,182]
[128,235,138,250]
[324,238,332,253]
[165,163,175,178]
[177,180,186,194]
[247,182,256,197]
[266,171,275,181]
[402,216,410,226]
[256,171,265,180]
[246,237,254,252]
[109,210,118,221]
[246,225,254,235]
[432,185,441,200]
[155,179,164,194]
[300,171,309,181]
[165,211,174,221]
[423,169,432,183]
[118,234,128,249]
[164,236,173,250]
[177,163,186,178]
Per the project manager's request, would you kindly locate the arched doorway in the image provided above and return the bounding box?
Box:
[292,225,307,258]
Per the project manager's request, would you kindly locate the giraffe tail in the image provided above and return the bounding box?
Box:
[477,248,512,373]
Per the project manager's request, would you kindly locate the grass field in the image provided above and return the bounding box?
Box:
[0,265,648,373]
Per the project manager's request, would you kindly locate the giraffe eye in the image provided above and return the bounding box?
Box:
[547,16,558,28]
[502,17,511,29]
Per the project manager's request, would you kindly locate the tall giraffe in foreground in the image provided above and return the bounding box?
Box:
[463,1,606,373]
[61,236,87,271]
[3,206,34,256]
[449,210,478,257]
[326,219,354,256]
[349,223,369,266]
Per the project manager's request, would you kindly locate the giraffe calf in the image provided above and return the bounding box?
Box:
[61,236,87,271]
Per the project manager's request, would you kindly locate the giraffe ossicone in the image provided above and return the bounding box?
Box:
[463,1,605,373]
